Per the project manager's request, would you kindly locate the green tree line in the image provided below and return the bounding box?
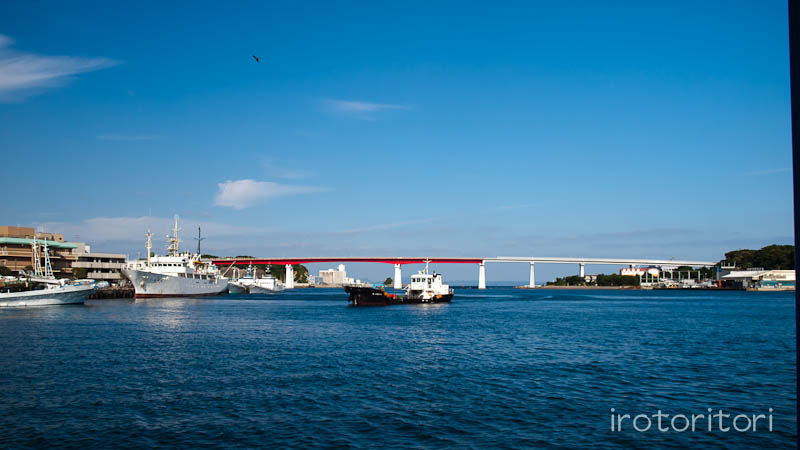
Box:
[547,274,640,287]
[722,245,794,270]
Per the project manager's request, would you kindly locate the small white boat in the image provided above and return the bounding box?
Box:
[230,263,285,293]
[0,280,97,307]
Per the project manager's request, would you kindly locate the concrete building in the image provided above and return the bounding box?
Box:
[620,267,660,277]
[0,226,36,239]
[720,270,795,290]
[318,264,347,285]
[0,226,78,276]
[72,252,127,283]
[0,225,126,282]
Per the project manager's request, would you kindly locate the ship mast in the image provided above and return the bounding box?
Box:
[145,227,152,268]
[31,234,54,278]
[42,237,54,278]
[167,215,181,257]
[194,226,205,255]
[31,235,42,277]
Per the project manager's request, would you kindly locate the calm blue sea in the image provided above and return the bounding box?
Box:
[0,288,796,449]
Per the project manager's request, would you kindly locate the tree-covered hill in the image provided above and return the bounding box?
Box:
[723,245,794,270]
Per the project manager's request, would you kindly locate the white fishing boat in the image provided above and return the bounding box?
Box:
[121,216,228,298]
[0,237,98,307]
[230,263,285,293]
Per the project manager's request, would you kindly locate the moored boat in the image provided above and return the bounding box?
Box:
[229,263,285,294]
[0,281,97,307]
[121,216,228,298]
[0,237,99,307]
[227,282,248,294]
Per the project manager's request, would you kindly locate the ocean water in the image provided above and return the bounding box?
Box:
[0,288,795,449]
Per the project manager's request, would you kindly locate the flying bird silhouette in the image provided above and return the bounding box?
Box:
[252,55,259,63]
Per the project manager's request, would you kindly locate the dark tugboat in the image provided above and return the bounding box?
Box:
[345,261,454,306]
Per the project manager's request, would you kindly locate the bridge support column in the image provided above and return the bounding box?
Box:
[285,264,294,289]
[579,263,585,278]
[529,262,536,288]
[478,262,486,289]
[394,264,402,289]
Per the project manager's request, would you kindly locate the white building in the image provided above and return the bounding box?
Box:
[319,264,347,285]
[620,267,660,277]
[72,250,126,283]
[721,270,795,290]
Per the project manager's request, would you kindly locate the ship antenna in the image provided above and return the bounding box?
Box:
[194,226,205,255]
[145,226,152,268]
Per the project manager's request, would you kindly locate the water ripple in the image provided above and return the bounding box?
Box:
[0,288,795,448]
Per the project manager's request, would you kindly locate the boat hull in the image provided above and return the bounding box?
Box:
[0,283,95,307]
[235,277,285,293]
[248,284,285,294]
[228,282,248,294]
[122,269,229,298]
[345,286,453,306]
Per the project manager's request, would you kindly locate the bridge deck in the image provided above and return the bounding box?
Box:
[210,256,716,267]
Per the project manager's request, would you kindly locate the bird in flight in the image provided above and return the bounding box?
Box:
[252,55,259,63]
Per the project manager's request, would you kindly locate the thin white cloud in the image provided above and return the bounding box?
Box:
[0,34,118,101]
[262,159,314,179]
[214,179,328,209]
[323,98,411,120]
[338,218,441,234]
[493,203,539,211]
[744,167,791,176]
[97,134,158,141]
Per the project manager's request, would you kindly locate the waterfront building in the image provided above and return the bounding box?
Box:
[720,270,796,290]
[0,226,77,276]
[72,251,127,283]
[0,225,126,282]
[620,267,660,277]
[318,264,347,285]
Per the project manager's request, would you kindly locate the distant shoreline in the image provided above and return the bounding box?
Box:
[520,285,639,290]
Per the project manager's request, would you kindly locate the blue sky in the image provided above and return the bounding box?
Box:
[0,1,793,282]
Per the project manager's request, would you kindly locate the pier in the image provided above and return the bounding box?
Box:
[210,256,717,289]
